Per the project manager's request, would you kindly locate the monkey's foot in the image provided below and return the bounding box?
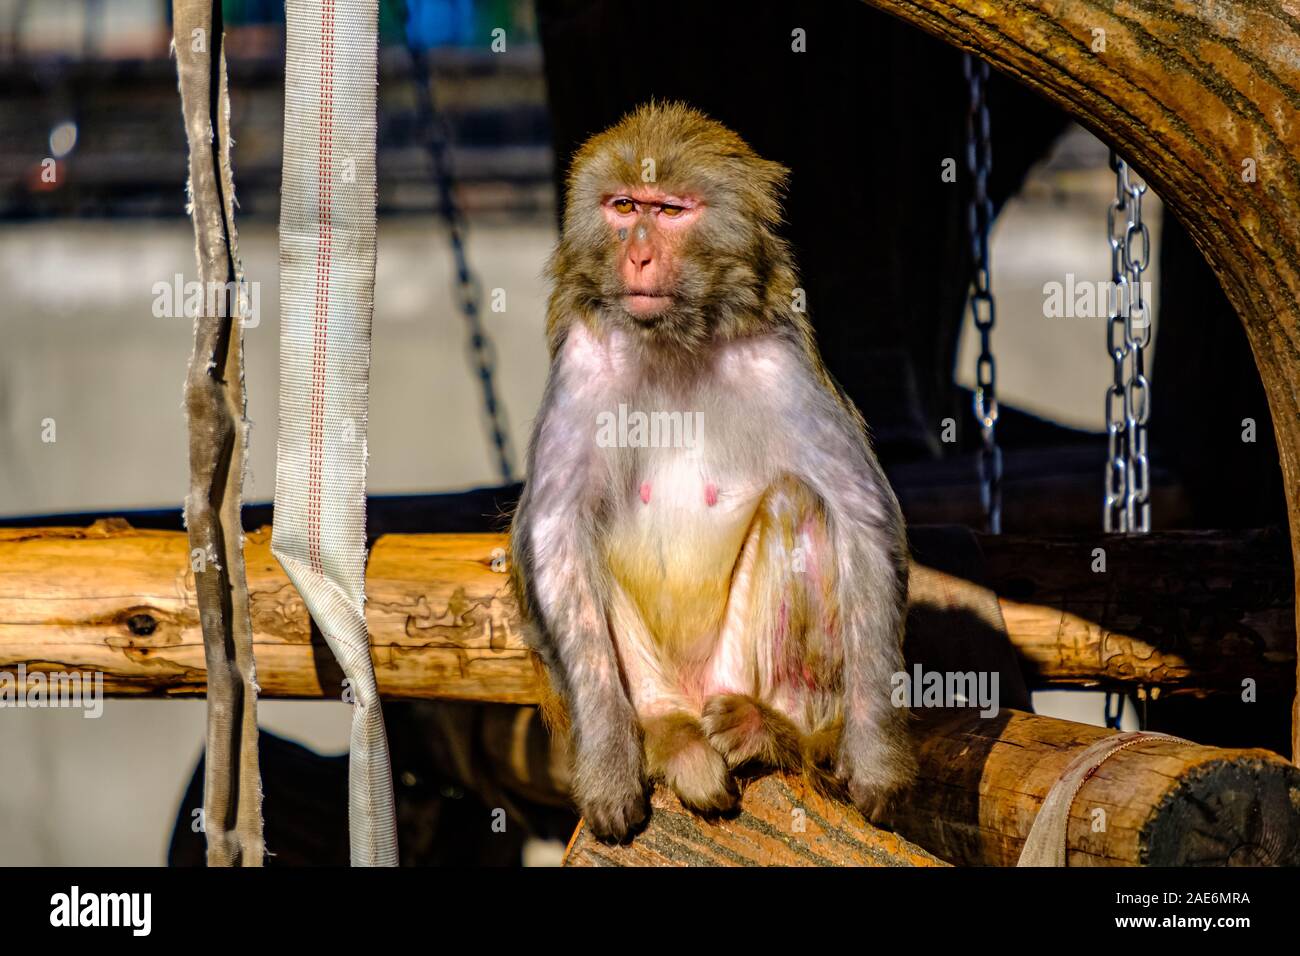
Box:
[835,726,918,826]
[701,694,802,771]
[643,712,739,815]
[580,785,649,844]
[574,735,649,843]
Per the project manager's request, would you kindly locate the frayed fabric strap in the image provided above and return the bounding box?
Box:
[172,0,265,867]
[1016,730,1184,866]
[273,0,397,866]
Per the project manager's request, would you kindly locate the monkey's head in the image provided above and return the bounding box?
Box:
[552,101,796,352]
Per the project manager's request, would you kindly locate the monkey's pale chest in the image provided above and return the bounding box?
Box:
[604,451,763,652]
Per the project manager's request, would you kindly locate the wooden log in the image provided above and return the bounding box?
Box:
[0,521,534,703]
[0,523,1291,700]
[8,521,1291,863]
[859,0,1300,770]
[895,708,1300,866]
[563,772,948,867]
[977,528,1296,698]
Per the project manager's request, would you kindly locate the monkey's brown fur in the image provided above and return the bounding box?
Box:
[511,102,915,842]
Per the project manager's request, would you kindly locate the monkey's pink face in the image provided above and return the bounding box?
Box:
[602,189,703,318]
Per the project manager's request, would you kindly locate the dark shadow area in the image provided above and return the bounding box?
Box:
[169,706,578,866]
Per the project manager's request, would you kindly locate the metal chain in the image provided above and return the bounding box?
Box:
[404,32,518,483]
[1103,151,1152,533]
[964,53,1002,534]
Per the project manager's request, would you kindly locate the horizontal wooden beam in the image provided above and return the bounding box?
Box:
[981,528,1295,698]
[0,522,1291,701]
[0,521,535,704]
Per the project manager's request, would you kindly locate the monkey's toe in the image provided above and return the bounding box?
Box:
[582,787,649,844]
[844,779,897,826]
[643,711,739,815]
[701,694,801,770]
[835,743,915,827]
[664,736,739,815]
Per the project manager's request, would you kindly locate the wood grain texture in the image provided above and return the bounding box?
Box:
[896,708,1300,865]
[564,772,948,866]
[858,0,1300,756]
[0,524,1290,700]
[0,521,533,703]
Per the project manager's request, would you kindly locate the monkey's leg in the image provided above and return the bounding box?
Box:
[700,694,802,771]
[703,477,843,774]
[606,584,738,815]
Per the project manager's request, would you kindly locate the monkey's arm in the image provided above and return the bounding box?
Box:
[774,347,916,815]
[510,330,647,840]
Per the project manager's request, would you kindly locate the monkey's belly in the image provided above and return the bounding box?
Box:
[604,465,762,658]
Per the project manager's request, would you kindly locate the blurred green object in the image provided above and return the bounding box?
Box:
[219,0,282,25]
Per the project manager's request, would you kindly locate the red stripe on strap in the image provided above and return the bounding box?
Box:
[307,0,337,574]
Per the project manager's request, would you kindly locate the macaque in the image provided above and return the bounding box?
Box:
[510,102,914,841]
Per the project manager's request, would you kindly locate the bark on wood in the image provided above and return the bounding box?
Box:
[858,0,1300,762]
[0,525,1291,701]
[896,708,1300,866]
[563,772,948,867]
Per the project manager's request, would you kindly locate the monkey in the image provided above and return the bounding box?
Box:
[510,101,914,842]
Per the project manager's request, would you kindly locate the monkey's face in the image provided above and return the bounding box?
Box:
[554,102,793,352]
[602,190,701,321]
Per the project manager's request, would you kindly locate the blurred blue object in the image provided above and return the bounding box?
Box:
[404,0,477,48]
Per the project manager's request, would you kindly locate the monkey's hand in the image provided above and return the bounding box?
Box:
[572,724,648,843]
[834,718,918,826]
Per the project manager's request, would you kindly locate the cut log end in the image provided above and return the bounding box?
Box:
[564,772,948,867]
[1140,757,1300,866]
[896,709,1300,866]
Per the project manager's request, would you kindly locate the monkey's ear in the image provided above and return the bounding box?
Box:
[745,157,792,225]
[761,158,792,195]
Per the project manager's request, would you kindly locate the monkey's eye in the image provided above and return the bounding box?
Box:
[612,198,635,214]
[660,204,684,218]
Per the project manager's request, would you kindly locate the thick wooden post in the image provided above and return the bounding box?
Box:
[859,0,1300,757]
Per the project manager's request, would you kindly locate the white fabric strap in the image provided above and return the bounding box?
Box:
[274,0,397,866]
[1017,730,1183,866]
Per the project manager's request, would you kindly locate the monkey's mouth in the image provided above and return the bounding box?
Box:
[622,291,674,317]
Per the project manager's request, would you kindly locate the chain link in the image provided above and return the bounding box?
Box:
[1103,150,1152,533]
[404,35,518,484]
[964,53,1002,534]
